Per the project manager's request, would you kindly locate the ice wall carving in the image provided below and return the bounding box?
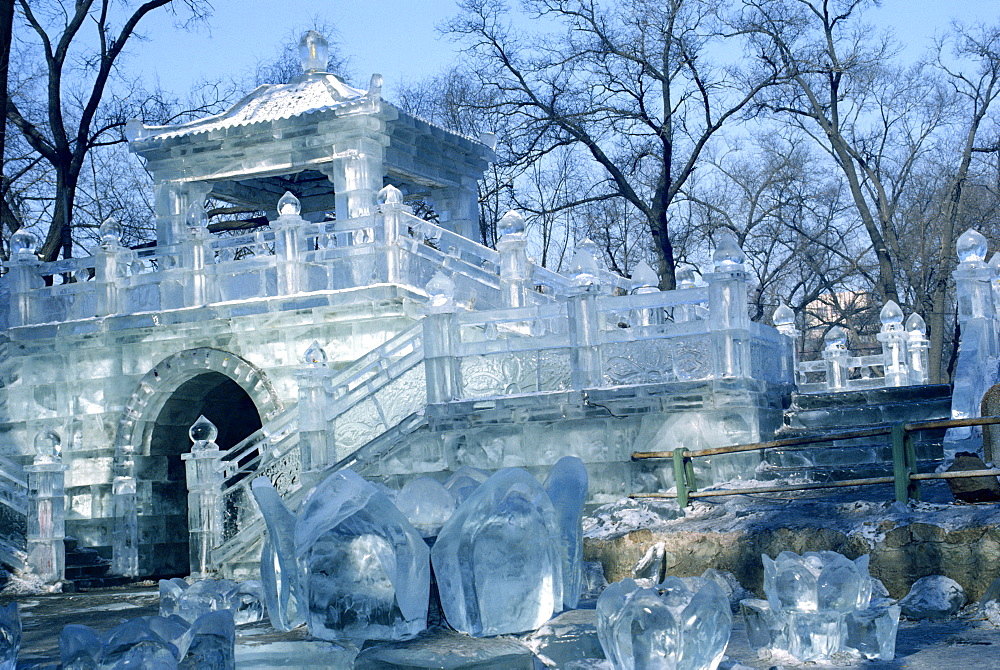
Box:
[741,551,899,662]
[596,576,731,670]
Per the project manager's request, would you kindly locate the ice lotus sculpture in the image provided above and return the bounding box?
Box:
[0,603,20,670]
[252,476,305,631]
[544,456,589,610]
[60,610,234,669]
[741,551,899,662]
[596,576,731,670]
[159,577,266,625]
[293,469,430,641]
[431,467,564,636]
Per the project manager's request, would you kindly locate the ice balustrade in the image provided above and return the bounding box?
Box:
[0,453,27,574]
[777,300,931,393]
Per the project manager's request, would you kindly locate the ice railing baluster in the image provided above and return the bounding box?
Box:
[0,453,27,516]
[210,228,276,263]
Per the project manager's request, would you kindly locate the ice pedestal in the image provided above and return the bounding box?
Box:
[159,578,266,625]
[742,551,899,662]
[431,467,563,636]
[0,603,20,670]
[596,576,731,670]
[294,469,430,641]
[60,611,235,669]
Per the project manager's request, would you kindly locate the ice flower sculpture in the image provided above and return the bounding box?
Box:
[252,477,305,631]
[0,603,20,670]
[60,611,234,669]
[294,469,430,641]
[159,577,266,625]
[544,455,589,610]
[596,576,731,670]
[742,551,899,662]
[431,467,564,636]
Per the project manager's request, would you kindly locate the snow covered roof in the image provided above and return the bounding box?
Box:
[127,73,377,142]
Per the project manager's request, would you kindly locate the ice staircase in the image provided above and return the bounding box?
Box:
[63,537,130,590]
[0,453,26,575]
[760,384,953,482]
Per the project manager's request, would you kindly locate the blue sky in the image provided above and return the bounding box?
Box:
[129,0,1000,100]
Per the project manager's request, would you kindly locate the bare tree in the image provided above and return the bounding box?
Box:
[4,0,210,261]
[444,0,779,288]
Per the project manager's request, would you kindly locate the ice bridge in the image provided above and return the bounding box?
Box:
[0,34,965,585]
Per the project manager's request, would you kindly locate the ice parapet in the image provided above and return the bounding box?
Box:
[743,551,899,662]
[543,456,588,610]
[294,469,430,641]
[0,603,20,670]
[394,476,457,538]
[159,578,266,625]
[252,477,305,631]
[431,467,563,636]
[596,576,731,670]
[60,611,235,669]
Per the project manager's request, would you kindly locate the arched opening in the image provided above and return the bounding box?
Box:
[141,372,263,577]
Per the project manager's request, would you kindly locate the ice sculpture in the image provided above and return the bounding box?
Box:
[596,576,731,670]
[543,456,589,610]
[294,469,430,641]
[251,476,305,631]
[60,611,235,669]
[159,577,266,625]
[443,466,489,503]
[395,476,457,538]
[431,467,563,636]
[741,551,899,662]
[0,603,20,670]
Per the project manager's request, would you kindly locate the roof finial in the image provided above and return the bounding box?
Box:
[298,31,329,74]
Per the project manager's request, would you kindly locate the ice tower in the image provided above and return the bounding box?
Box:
[0,32,795,582]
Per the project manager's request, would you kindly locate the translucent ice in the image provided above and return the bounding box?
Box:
[181,610,236,669]
[229,580,267,625]
[443,466,489,503]
[252,476,305,631]
[596,576,731,670]
[394,476,457,538]
[294,469,429,641]
[100,616,187,669]
[0,603,20,670]
[845,600,901,660]
[431,467,563,636]
[543,456,588,610]
[158,578,265,625]
[60,624,102,669]
[763,551,871,613]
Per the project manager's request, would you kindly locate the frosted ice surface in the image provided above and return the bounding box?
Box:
[99,616,186,669]
[544,456,588,610]
[394,476,457,538]
[431,467,563,636]
[596,576,731,670]
[158,578,264,625]
[444,466,489,503]
[898,575,966,620]
[252,477,305,631]
[846,600,901,660]
[787,610,843,662]
[0,603,20,670]
[700,568,751,612]
[294,469,429,641]
[181,610,236,669]
[763,551,870,613]
[230,580,267,625]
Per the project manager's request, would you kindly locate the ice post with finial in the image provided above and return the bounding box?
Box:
[905,313,929,385]
[272,191,305,295]
[567,239,603,387]
[822,326,851,391]
[378,184,409,285]
[705,231,750,377]
[773,303,801,386]
[5,228,41,327]
[297,341,335,470]
[423,271,461,403]
[877,300,909,387]
[497,210,531,309]
[25,429,67,584]
[181,416,224,579]
[94,218,123,316]
[183,200,215,307]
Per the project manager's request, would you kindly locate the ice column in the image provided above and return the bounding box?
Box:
[5,228,42,327]
[251,478,305,631]
[905,313,930,385]
[741,551,899,662]
[877,300,909,387]
[630,260,663,326]
[822,326,851,390]
[705,231,750,378]
[423,271,460,403]
[111,442,139,577]
[773,303,800,386]
[0,603,21,670]
[544,456,589,610]
[567,241,603,388]
[297,342,334,472]
[378,184,408,285]
[94,218,123,316]
[26,430,67,584]
[182,416,224,579]
[182,201,216,307]
[320,110,386,220]
[272,192,305,295]
[596,577,731,670]
[431,468,563,636]
[295,469,430,641]
[497,210,531,309]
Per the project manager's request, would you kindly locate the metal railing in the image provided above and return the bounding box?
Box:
[632,416,1000,507]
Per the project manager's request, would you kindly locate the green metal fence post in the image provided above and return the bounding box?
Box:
[673,447,690,508]
[904,430,921,501]
[891,422,908,503]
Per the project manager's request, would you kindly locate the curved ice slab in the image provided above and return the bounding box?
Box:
[395,476,457,538]
[543,456,588,610]
[0,602,20,670]
[431,467,563,636]
[252,478,306,631]
[294,469,430,641]
[596,576,731,670]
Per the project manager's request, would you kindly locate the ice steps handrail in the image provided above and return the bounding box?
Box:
[0,453,27,516]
